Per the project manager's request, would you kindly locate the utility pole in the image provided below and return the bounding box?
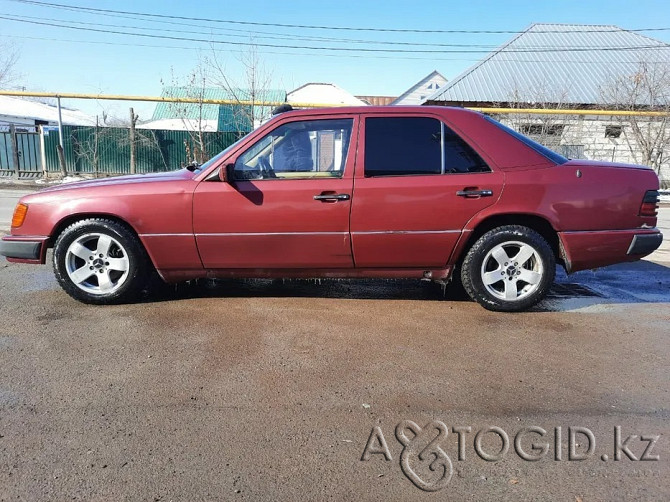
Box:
[129,107,138,174]
[9,124,20,177]
[56,97,67,176]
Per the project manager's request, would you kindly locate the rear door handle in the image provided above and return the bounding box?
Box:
[456,189,493,198]
[313,193,350,202]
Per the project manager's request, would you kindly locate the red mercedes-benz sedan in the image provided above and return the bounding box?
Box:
[0,106,663,311]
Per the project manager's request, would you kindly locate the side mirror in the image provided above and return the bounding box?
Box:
[219,163,236,183]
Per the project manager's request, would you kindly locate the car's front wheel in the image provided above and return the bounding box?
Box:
[460,225,555,312]
[53,218,149,304]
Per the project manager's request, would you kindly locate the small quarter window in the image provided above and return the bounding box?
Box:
[443,126,491,174]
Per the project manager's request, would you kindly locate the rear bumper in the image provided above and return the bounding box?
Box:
[0,235,49,264]
[559,229,663,273]
[627,233,663,255]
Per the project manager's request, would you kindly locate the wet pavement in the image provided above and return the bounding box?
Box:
[0,252,669,501]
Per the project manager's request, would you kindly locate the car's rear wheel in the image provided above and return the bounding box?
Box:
[53,219,149,304]
[460,225,555,312]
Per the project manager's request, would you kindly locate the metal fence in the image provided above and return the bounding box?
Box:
[42,126,241,175]
[0,125,42,178]
[1,109,668,187]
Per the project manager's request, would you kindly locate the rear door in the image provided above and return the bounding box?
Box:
[350,113,504,268]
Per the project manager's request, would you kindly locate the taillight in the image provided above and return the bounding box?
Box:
[639,190,659,217]
[11,203,28,228]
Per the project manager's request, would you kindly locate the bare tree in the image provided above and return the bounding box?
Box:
[0,42,19,89]
[495,81,576,150]
[72,117,103,175]
[601,62,670,178]
[72,118,168,177]
[161,65,211,164]
[205,43,277,133]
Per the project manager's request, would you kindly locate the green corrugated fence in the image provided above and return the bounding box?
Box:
[43,126,242,175]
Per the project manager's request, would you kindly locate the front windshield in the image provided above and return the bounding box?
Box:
[189,141,240,173]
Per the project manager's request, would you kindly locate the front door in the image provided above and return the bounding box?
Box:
[193,116,357,269]
[350,114,504,268]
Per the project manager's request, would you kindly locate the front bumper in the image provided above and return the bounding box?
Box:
[559,229,663,273]
[0,236,49,264]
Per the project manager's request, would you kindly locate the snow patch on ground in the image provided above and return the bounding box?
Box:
[34,176,86,185]
[660,190,670,203]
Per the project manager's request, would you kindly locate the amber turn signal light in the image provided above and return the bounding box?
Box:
[11,203,28,228]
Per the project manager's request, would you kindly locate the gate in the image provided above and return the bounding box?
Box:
[0,125,43,178]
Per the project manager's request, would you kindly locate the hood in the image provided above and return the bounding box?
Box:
[36,169,196,193]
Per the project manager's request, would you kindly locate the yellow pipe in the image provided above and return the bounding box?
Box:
[0,90,668,116]
[466,106,670,117]
[0,90,342,109]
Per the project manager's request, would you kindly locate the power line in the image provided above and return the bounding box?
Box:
[0,13,505,49]
[8,0,670,35]
[9,13,667,51]
[0,33,484,61]
[4,33,667,66]
[1,15,669,54]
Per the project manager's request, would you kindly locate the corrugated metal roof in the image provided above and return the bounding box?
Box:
[426,24,670,106]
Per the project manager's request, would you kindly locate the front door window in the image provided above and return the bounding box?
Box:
[234,119,353,180]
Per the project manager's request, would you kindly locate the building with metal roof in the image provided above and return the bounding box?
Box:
[150,87,286,132]
[424,24,670,107]
[423,24,670,185]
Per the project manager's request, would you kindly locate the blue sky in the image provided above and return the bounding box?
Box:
[1,0,670,120]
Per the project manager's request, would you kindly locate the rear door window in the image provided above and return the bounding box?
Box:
[364,117,441,176]
[364,116,490,176]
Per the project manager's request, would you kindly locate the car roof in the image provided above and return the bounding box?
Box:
[274,105,478,118]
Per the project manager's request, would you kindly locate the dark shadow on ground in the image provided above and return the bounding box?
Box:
[145,276,467,303]
[142,259,670,309]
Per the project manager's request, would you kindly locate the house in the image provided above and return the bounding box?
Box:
[356,95,396,106]
[391,71,447,105]
[146,87,287,132]
[287,83,368,107]
[0,95,95,127]
[423,24,670,183]
[0,96,96,177]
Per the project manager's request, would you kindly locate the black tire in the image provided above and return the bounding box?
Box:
[460,225,555,312]
[53,218,149,304]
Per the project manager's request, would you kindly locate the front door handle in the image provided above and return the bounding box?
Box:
[456,189,493,198]
[313,193,350,202]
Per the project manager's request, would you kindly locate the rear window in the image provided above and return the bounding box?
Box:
[483,116,568,165]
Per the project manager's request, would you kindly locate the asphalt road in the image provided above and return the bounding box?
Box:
[0,187,669,500]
